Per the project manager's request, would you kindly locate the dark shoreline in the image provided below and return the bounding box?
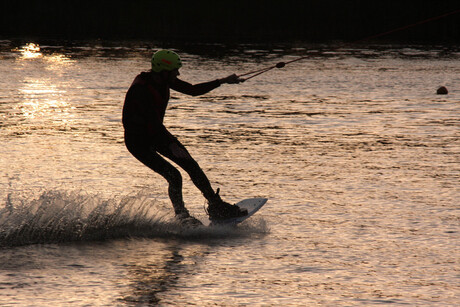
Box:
[2,39,459,62]
[1,1,459,44]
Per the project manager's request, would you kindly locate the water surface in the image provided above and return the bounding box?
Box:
[0,41,459,306]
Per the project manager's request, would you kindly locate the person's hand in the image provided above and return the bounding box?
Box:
[219,74,244,84]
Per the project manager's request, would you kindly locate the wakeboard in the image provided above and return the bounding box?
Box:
[209,198,268,226]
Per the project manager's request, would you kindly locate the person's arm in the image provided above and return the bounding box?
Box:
[171,74,242,96]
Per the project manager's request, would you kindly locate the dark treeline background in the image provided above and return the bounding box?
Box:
[1,0,459,43]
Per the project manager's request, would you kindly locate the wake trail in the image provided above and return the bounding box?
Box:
[0,190,268,247]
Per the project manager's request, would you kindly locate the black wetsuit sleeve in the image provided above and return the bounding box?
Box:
[171,78,221,96]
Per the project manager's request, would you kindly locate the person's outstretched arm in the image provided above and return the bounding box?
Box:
[171,74,242,96]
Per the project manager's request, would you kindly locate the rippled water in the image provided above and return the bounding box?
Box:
[0,41,459,306]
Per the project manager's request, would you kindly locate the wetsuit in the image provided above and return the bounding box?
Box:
[122,71,221,215]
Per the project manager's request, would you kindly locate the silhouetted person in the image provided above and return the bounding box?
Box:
[122,50,248,227]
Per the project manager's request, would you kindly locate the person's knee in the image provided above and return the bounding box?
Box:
[189,158,201,169]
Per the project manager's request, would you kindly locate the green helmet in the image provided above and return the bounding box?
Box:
[151,50,182,72]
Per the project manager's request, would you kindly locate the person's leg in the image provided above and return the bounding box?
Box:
[126,130,246,221]
[155,134,218,202]
[125,138,188,215]
[156,137,248,220]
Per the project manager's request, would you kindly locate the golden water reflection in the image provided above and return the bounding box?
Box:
[19,78,69,119]
[17,42,42,59]
[14,43,74,121]
[16,42,73,66]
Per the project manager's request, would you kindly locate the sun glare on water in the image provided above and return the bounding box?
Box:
[17,42,42,59]
[13,43,74,122]
[18,78,68,119]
